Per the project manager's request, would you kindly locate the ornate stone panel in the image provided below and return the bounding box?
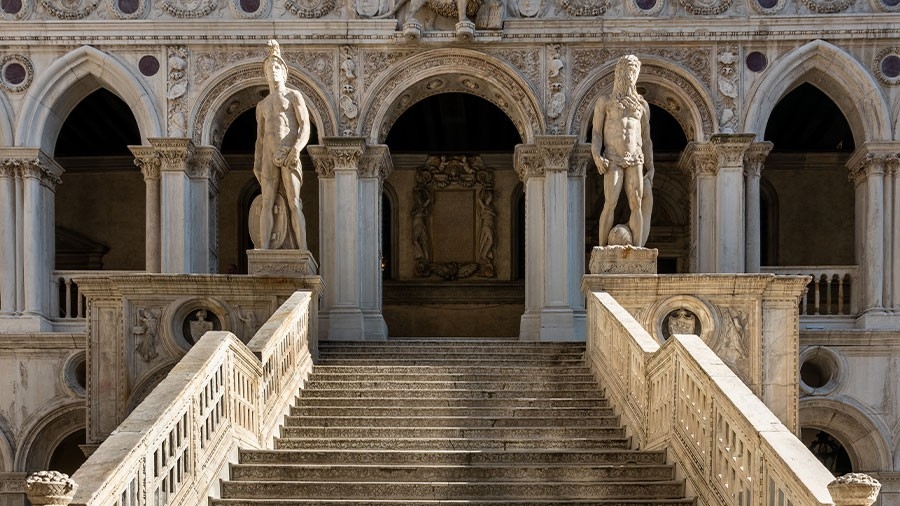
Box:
[572,47,712,89]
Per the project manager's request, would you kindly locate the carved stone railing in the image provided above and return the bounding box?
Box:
[586,290,875,506]
[761,266,858,316]
[63,290,314,506]
[52,270,141,320]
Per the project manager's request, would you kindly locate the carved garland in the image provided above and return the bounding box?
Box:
[559,0,609,16]
[159,0,217,17]
[412,155,497,280]
[284,0,334,17]
[873,47,900,87]
[798,0,854,12]
[678,0,732,15]
[0,54,34,93]
[39,0,99,19]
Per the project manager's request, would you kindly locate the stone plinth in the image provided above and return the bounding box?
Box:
[829,473,881,506]
[247,249,318,276]
[589,246,658,275]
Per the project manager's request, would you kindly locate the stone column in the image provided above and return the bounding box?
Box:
[148,138,196,273]
[743,142,773,273]
[515,136,585,342]
[130,147,161,273]
[0,161,16,315]
[192,147,229,273]
[848,143,894,327]
[309,138,392,341]
[679,143,718,273]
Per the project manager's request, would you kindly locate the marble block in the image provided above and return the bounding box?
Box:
[589,245,658,274]
[247,249,318,276]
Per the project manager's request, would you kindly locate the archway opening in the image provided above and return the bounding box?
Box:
[48,429,87,477]
[761,83,855,269]
[382,92,523,337]
[801,428,853,476]
[218,103,320,274]
[586,104,689,273]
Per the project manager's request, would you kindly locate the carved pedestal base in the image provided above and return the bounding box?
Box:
[456,20,475,41]
[588,245,658,274]
[247,249,318,276]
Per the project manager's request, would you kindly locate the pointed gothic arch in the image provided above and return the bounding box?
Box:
[191,62,338,147]
[15,45,162,153]
[360,48,543,144]
[744,40,891,144]
[569,57,715,143]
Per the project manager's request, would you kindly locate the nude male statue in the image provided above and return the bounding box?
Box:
[253,39,311,250]
[591,55,655,247]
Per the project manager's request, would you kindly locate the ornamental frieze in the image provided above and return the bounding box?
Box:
[284,0,334,17]
[572,47,712,89]
[158,0,218,17]
[363,50,416,83]
[558,0,609,16]
[798,0,854,12]
[678,0,732,14]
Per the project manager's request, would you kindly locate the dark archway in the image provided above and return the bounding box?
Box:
[762,83,855,266]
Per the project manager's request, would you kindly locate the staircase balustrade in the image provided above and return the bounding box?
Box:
[55,290,313,506]
[760,266,857,316]
[586,290,874,506]
[52,270,141,320]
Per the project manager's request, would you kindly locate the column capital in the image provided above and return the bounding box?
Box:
[710,133,756,168]
[0,148,63,188]
[129,145,161,181]
[358,144,393,180]
[847,142,900,184]
[678,141,719,177]
[743,141,773,178]
[514,136,585,182]
[192,146,229,187]
[308,137,367,178]
[535,135,577,172]
[147,137,196,173]
[513,144,543,182]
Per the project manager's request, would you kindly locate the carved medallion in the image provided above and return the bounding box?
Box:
[559,0,609,16]
[284,0,334,17]
[356,0,379,16]
[39,0,99,19]
[517,0,541,16]
[662,308,700,340]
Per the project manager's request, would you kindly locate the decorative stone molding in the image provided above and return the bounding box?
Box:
[194,50,262,86]
[159,0,216,17]
[39,0,98,18]
[678,0,731,14]
[589,246,658,274]
[572,47,712,89]
[167,46,190,137]
[559,0,609,16]
[485,48,541,92]
[828,474,881,506]
[716,46,739,134]
[284,50,335,90]
[743,141,773,178]
[0,473,26,493]
[0,54,34,93]
[284,0,335,17]
[339,46,360,135]
[798,0,854,12]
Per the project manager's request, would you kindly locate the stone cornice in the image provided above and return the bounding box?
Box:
[74,273,324,298]
[0,334,85,350]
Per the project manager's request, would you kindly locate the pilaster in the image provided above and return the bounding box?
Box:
[148,138,197,273]
[515,136,585,342]
[743,142,772,273]
[309,137,391,341]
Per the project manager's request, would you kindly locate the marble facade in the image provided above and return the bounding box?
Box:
[0,4,899,506]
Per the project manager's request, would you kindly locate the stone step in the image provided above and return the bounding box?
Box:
[219,480,685,500]
[238,449,669,466]
[229,463,675,483]
[279,426,627,439]
[284,415,619,428]
[303,380,601,391]
[317,351,584,360]
[212,499,696,506]
[309,372,597,382]
[289,406,615,418]
[298,389,602,399]
[316,358,586,366]
[273,437,631,451]
[292,397,608,408]
[311,365,594,375]
[317,345,585,355]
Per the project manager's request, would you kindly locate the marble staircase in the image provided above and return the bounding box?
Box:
[212,339,695,505]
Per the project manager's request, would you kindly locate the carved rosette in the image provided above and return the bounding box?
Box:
[166,47,190,137]
[340,46,360,136]
[716,45,739,134]
[874,47,900,87]
[0,54,34,93]
[284,0,334,17]
[798,0,853,12]
[39,0,99,18]
[559,0,609,16]
[678,0,731,14]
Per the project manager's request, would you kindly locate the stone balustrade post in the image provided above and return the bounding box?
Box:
[743,142,772,273]
[514,136,586,342]
[131,146,162,273]
[309,138,392,341]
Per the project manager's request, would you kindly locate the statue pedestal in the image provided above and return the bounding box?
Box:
[588,245,658,274]
[247,249,318,276]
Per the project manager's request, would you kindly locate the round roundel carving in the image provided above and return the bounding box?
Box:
[139,55,160,77]
[0,54,33,93]
[874,48,900,86]
[746,51,768,73]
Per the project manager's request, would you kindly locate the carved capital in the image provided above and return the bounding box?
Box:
[307,146,335,178]
[358,144,393,180]
[148,138,196,173]
[710,133,755,168]
[0,149,63,188]
[569,144,593,178]
[535,135,577,171]
[514,144,544,182]
[130,146,161,181]
[847,143,900,184]
[192,146,229,186]
[743,141,773,179]
[678,142,719,177]
[323,137,366,171]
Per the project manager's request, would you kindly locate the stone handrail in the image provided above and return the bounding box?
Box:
[63,290,313,506]
[760,266,858,316]
[586,290,875,506]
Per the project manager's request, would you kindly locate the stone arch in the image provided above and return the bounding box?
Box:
[744,40,891,144]
[360,49,543,145]
[799,396,891,472]
[0,92,13,146]
[15,45,162,153]
[191,62,338,148]
[569,58,715,143]
[15,401,85,472]
[126,360,178,414]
